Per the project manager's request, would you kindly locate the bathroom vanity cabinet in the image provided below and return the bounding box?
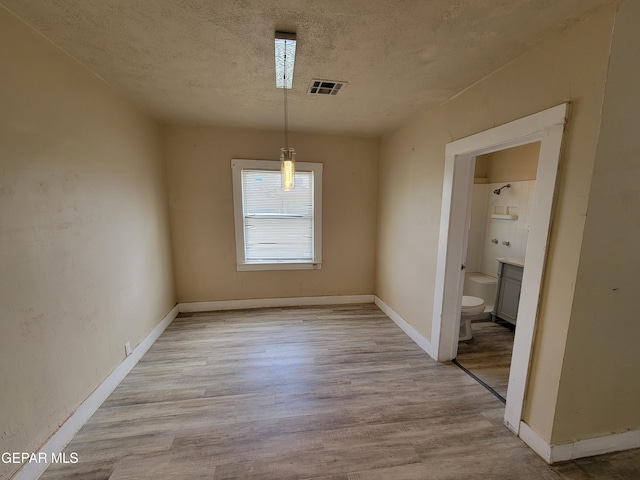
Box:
[493,259,524,325]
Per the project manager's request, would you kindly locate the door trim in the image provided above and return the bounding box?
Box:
[431,103,568,433]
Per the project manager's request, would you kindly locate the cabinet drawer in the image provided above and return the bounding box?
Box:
[501,263,523,281]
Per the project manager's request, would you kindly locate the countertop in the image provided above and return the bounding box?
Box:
[496,257,525,268]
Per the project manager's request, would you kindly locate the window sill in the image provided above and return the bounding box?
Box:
[237,262,322,272]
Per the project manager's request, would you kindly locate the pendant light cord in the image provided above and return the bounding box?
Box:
[283,40,289,151]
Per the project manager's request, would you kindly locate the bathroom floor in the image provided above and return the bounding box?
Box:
[455,320,515,399]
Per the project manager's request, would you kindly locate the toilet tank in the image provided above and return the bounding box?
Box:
[463,272,497,313]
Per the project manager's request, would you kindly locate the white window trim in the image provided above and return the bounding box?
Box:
[231,158,323,271]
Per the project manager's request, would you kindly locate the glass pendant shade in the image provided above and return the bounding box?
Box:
[280,148,295,191]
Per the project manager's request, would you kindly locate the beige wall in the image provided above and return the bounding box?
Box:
[0,8,175,478]
[164,126,378,302]
[553,0,640,444]
[376,3,615,442]
[475,142,540,183]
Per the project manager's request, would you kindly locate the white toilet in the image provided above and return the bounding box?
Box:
[459,295,486,341]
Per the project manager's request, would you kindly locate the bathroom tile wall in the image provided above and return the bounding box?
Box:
[467,180,536,277]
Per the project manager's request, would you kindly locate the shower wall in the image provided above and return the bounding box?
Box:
[478,180,536,276]
[467,143,540,277]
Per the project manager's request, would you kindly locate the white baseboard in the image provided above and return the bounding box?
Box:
[519,421,640,464]
[178,294,375,313]
[518,422,553,463]
[11,305,179,480]
[374,296,436,359]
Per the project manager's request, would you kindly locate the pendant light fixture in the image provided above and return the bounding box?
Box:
[275,31,296,191]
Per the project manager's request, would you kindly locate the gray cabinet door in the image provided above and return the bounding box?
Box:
[493,261,523,325]
[496,276,521,324]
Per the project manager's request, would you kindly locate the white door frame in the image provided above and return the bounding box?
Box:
[431,103,568,434]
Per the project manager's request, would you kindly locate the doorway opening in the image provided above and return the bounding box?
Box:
[455,142,541,402]
[430,104,568,435]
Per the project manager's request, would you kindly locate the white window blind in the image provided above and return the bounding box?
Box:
[231,159,322,271]
[242,169,314,262]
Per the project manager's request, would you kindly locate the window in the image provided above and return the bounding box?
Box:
[231,159,322,271]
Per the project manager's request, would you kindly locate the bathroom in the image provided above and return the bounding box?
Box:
[456,142,540,400]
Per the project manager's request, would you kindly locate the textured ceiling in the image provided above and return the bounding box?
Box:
[1,0,613,136]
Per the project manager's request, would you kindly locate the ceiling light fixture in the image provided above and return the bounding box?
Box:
[275,31,296,191]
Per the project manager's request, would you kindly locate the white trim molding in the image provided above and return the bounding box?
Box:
[519,421,640,464]
[518,422,553,462]
[432,103,569,435]
[11,305,179,480]
[179,294,375,313]
[374,296,436,359]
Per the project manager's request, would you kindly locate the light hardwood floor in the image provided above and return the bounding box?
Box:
[455,320,516,399]
[38,304,638,479]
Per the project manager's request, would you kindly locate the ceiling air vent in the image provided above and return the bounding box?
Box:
[308,79,347,96]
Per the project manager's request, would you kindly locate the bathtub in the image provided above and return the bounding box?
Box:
[463,272,497,314]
